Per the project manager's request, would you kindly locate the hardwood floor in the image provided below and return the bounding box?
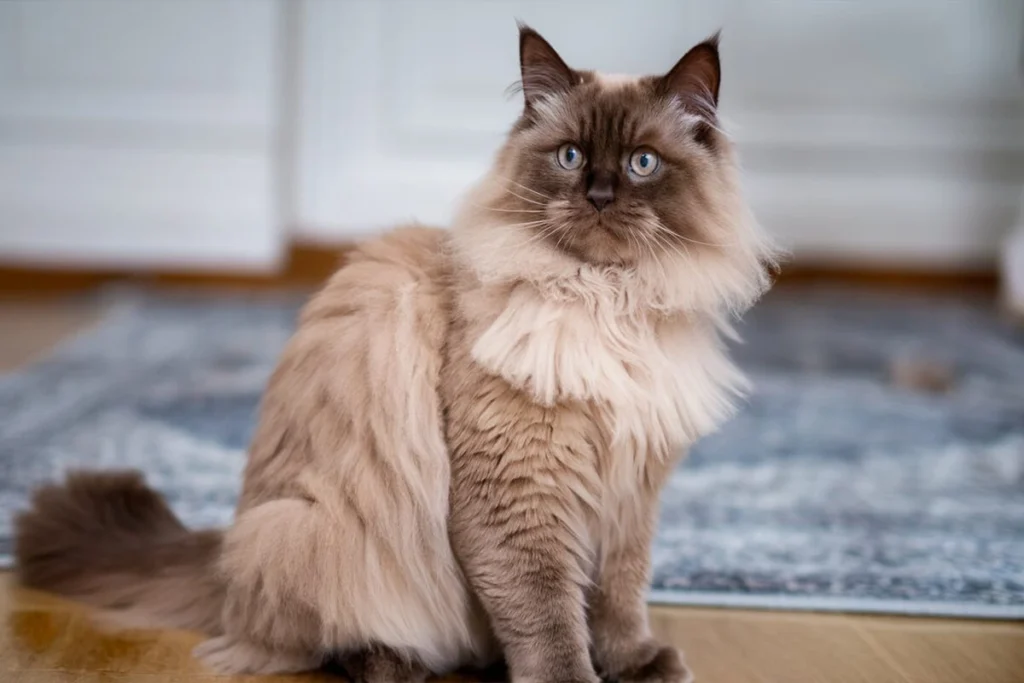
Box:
[3,575,1023,683]
[1,295,1022,683]
[0,296,102,372]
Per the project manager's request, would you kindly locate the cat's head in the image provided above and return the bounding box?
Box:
[456,25,778,314]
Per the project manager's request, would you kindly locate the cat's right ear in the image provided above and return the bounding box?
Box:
[518,23,575,109]
[659,33,722,119]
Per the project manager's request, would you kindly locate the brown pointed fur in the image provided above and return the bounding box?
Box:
[14,26,777,683]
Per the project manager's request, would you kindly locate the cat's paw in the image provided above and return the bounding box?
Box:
[339,644,429,683]
[613,644,693,683]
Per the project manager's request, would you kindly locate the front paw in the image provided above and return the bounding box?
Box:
[611,643,693,683]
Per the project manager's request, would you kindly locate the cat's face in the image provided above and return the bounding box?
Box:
[495,27,731,266]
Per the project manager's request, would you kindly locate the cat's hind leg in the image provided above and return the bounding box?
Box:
[338,644,429,683]
[194,498,340,675]
[193,635,321,675]
[208,497,478,678]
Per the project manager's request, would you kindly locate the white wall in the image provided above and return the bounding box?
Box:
[0,0,286,270]
[2,1,1021,270]
[292,0,1024,268]
[1003,191,1024,312]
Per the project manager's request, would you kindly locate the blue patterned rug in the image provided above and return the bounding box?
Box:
[1,287,1022,618]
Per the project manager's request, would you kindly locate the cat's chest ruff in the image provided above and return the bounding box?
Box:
[469,283,747,454]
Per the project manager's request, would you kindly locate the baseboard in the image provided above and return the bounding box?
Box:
[772,262,998,293]
[0,243,350,294]
[0,240,999,296]
[1001,228,1024,315]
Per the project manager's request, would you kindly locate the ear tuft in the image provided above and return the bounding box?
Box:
[518,23,576,108]
[660,32,722,118]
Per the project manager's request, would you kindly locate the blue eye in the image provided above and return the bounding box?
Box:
[557,143,584,170]
[629,147,660,177]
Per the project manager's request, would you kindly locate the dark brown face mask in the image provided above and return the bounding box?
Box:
[498,24,729,266]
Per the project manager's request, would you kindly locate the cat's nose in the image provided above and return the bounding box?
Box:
[586,172,617,211]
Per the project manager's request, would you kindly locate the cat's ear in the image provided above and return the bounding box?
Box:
[659,32,722,118]
[518,23,576,108]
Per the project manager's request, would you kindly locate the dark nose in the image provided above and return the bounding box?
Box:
[586,171,617,211]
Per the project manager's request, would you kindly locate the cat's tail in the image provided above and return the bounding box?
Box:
[14,469,225,634]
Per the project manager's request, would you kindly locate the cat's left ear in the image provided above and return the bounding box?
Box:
[659,32,721,118]
[518,23,576,109]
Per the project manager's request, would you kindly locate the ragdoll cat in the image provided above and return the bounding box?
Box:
[15,25,777,683]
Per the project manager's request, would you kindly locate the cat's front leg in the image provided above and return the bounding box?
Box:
[589,491,693,683]
[447,427,600,683]
[449,481,599,683]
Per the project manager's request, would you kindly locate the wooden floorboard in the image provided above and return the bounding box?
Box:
[2,576,1022,682]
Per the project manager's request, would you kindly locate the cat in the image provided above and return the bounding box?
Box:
[14,24,778,683]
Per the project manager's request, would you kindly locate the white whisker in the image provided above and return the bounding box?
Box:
[648,219,737,249]
[471,203,548,214]
[495,220,567,252]
[640,230,668,280]
[677,234,736,248]
[645,219,692,262]
[502,189,549,207]
[647,230,686,285]
[554,221,574,252]
[637,228,670,285]
[522,223,564,248]
[494,220,551,229]
[496,176,552,200]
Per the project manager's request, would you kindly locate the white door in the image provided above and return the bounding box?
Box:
[294,0,1024,268]
[0,0,285,270]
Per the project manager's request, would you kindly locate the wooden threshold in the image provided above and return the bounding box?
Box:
[0,243,351,295]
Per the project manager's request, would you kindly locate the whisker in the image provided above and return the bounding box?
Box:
[624,230,639,260]
[496,221,567,252]
[471,203,548,214]
[637,229,670,284]
[502,189,548,207]
[518,209,573,250]
[554,221,573,252]
[473,220,553,240]
[496,176,552,200]
[647,231,685,283]
[522,223,564,248]
[494,220,551,229]
[644,219,691,262]
[648,219,738,249]
[676,234,737,248]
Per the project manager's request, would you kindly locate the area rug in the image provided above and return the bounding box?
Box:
[1,287,1022,618]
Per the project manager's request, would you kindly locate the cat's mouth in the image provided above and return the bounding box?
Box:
[549,216,639,266]
[537,201,644,264]
[592,214,633,242]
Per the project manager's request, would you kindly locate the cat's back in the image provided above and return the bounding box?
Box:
[240,224,453,510]
[233,226,490,668]
[303,223,450,325]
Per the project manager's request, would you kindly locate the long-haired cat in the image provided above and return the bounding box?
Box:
[14,25,777,683]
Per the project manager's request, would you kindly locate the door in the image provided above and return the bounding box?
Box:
[0,0,285,270]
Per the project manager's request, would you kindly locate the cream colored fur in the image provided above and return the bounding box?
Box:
[213,227,494,673]
[449,154,775,561]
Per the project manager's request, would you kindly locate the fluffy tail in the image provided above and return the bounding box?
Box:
[14,470,225,634]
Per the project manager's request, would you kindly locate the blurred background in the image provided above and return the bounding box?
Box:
[1,3,1024,683]
[0,0,1022,290]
